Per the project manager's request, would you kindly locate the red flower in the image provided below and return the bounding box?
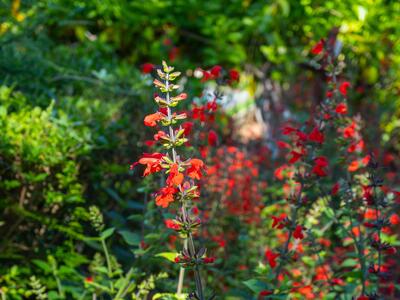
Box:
[308,127,324,143]
[348,160,359,172]
[206,100,218,112]
[141,63,154,74]
[289,150,304,164]
[293,225,305,239]
[362,185,373,204]
[259,290,273,296]
[277,140,290,149]
[335,103,348,114]
[192,105,206,121]
[132,153,165,176]
[311,39,324,55]
[158,107,168,115]
[386,247,397,254]
[210,65,222,77]
[166,163,184,187]
[272,214,287,229]
[265,249,279,268]
[144,112,164,127]
[312,165,327,177]
[182,122,194,135]
[229,69,240,82]
[296,130,308,142]
[361,154,370,165]
[208,130,218,146]
[85,277,94,283]
[331,183,340,195]
[169,46,179,62]
[201,70,213,82]
[347,139,364,153]
[312,156,328,177]
[165,219,181,230]
[154,130,167,141]
[274,165,288,180]
[331,278,344,286]
[343,121,356,138]
[155,186,177,208]
[339,81,351,96]
[315,157,328,167]
[199,146,208,158]
[144,140,156,147]
[187,158,205,180]
[390,213,400,225]
[282,126,298,135]
[203,257,216,264]
[364,222,376,228]
[356,296,370,300]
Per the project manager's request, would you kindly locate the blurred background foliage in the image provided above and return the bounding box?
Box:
[0,0,399,299]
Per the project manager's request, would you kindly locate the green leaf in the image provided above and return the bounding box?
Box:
[118,230,141,246]
[100,228,115,240]
[144,233,161,243]
[32,259,52,273]
[345,270,362,279]
[153,293,187,300]
[242,278,268,293]
[324,207,334,218]
[48,291,59,300]
[155,252,178,262]
[341,258,358,267]
[301,256,315,267]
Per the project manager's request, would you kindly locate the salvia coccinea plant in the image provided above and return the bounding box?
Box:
[258,37,398,299]
[131,61,215,300]
[311,39,398,300]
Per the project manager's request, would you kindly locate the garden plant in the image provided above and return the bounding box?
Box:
[0,1,399,300]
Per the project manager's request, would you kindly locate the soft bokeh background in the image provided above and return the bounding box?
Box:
[0,0,399,299]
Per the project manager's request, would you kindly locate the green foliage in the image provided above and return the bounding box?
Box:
[0,86,90,205]
[0,0,399,299]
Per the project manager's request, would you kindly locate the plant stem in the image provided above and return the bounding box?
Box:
[274,182,303,283]
[54,274,64,298]
[182,205,204,300]
[114,268,133,300]
[345,180,367,295]
[78,291,87,300]
[101,238,114,292]
[371,169,382,292]
[176,239,187,294]
[165,72,204,299]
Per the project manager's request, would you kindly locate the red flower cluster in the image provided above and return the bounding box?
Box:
[265,249,279,268]
[203,146,265,220]
[200,65,240,85]
[132,62,205,209]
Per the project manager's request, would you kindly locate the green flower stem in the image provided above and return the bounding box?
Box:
[177,240,187,295]
[101,238,114,293]
[114,268,133,300]
[182,204,205,300]
[54,272,64,298]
